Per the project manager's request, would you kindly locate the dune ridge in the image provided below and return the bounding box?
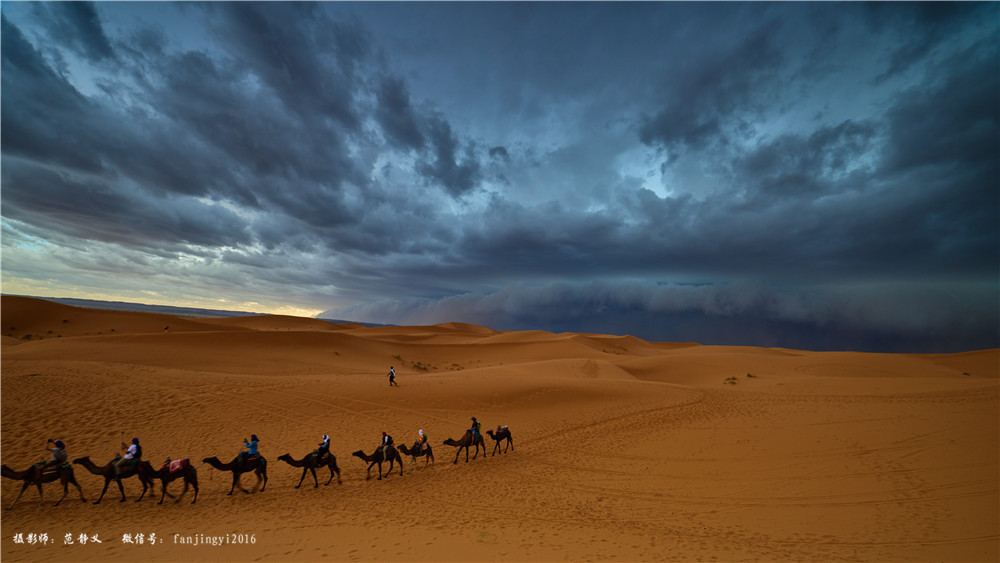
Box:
[2,296,997,562]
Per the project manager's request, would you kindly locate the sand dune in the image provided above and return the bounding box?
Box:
[2,296,997,562]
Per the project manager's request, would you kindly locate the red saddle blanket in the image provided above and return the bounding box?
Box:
[160,459,190,473]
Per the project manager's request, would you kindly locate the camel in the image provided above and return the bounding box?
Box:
[1,463,86,509]
[72,456,156,504]
[351,446,403,480]
[486,427,514,456]
[396,441,435,468]
[443,430,487,464]
[202,454,268,495]
[277,452,341,488]
[154,459,198,504]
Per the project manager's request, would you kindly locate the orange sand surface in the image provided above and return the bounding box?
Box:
[2,296,997,562]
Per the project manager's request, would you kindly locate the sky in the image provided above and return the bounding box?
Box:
[2,2,997,352]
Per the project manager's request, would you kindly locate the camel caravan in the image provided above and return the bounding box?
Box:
[2,422,513,509]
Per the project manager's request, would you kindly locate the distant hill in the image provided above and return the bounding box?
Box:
[1,295,388,327]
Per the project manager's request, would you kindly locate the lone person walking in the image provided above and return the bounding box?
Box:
[388,366,398,387]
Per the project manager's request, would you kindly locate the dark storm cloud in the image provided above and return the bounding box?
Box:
[865,2,992,82]
[2,161,252,251]
[489,146,510,161]
[418,116,482,197]
[325,280,999,353]
[1,15,102,172]
[376,75,425,150]
[1,3,492,258]
[638,19,785,156]
[882,42,999,177]
[32,1,114,63]
[865,40,999,277]
[207,2,366,131]
[2,3,996,351]
[736,119,879,204]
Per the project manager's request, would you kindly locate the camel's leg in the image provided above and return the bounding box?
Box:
[507,438,513,453]
[376,461,383,481]
[116,477,127,502]
[7,483,31,510]
[55,478,69,506]
[397,456,404,476]
[143,476,156,501]
[162,478,177,499]
[71,478,86,503]
[35,482,44,506]
[137,479,148,502]
[93,479,111,504]
[295,468,307,489]
[229,473,240,495]
[309,467,319,488]
[190,477,198,504]
[260,467,267,492]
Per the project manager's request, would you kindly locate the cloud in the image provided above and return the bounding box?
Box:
[489,146,510,161]
[2,4,996,351]
[417,116,483,197]
[865,2,995,82]
[375,74,425,150]
[207,3,367,131]
[318,282,1000,352]
[32,1,114,63]
[323,280,999,352]
[638,19,785,156]
[1,15,102,172]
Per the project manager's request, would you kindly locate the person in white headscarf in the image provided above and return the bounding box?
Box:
[315,433,330,462]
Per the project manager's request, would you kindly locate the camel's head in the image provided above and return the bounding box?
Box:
[71,457,88,465]
[351,450,365,458]
[277,454,291,462]
[201,457,216,464]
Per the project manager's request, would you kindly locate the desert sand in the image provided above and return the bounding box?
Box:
[1,295,997,562]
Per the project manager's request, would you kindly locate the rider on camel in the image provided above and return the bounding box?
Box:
[114,438,141,476]
[314,434,330,462]
[469,417,482,440]
[33,439,68,483]
[380,431,394,458]
[238,434,259,464]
